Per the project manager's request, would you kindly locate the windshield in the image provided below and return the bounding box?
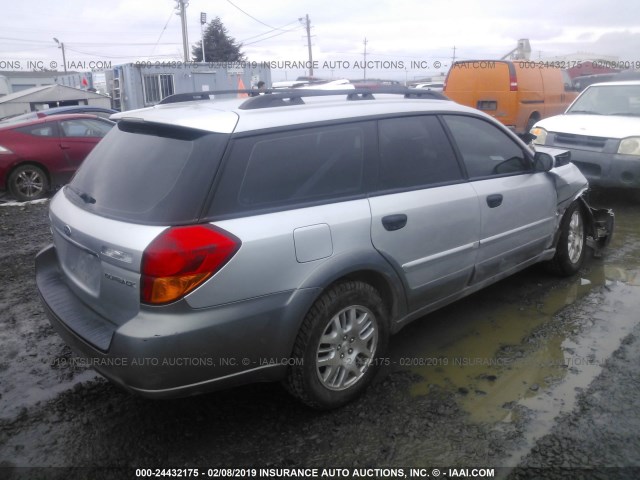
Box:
[567,84,640,116]
[67,121,229,225]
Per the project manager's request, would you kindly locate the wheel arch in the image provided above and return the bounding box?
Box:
[326,269,400,322]
[524,111,541,133]
[576,194,598,240]
[551,189,589,249]
[283,254,408,359]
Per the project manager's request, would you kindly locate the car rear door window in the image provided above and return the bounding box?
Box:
[442,115,531,178]
[209,122,371,217]
[14,123,57,137]
[377,115,464,190]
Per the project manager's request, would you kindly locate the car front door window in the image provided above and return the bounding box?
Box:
[442,115,531,178]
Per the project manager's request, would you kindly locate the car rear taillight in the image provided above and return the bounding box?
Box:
[509,73,518,91]
[141,225,240,305]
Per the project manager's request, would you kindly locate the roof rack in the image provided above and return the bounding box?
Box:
[158,89,259,105]
[157,86,448,108]
[238,87,447,110]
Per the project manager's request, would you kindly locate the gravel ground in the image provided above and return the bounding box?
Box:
[507,320,640,480]
[1,195,640,480]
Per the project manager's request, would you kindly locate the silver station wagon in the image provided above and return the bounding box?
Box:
[35,88,614,409]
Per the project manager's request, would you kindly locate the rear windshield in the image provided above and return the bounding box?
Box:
[66,121,229,225]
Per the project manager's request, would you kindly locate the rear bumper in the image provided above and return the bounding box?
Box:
[35,244,319,398]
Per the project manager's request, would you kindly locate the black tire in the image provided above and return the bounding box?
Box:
[525,114,539,135]
[285,281,389,409]
[8,164,49,202]
[546,201,587,276]
[627,189,640,204]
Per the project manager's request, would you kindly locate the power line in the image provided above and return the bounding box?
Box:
[238,20,301,43]
[0,36,180,47]
[0,36,55,44]
[225,0,283,30]
[241,25,303,46]
[150,10,176,57]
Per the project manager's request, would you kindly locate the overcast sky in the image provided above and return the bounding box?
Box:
[2,0,640,81]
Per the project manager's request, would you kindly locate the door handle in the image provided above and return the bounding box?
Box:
[381,214,407,231]
[486,194,503,208]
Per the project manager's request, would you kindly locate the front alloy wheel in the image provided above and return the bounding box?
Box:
[566,209,585,265]
[546,201,587,276]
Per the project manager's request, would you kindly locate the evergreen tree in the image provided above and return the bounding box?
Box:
[192,17,246,62]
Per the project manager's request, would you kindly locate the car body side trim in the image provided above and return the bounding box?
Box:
[480,217,552,245]
[402,241,479,270]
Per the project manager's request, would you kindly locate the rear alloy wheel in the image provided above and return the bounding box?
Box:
[8,164,49,202]
[546,201,587,276]
[286,281,388,409]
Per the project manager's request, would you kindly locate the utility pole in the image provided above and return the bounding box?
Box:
[452,45,456,65]
[53,38,67,73]
[175,0,190,63]
[301,14,313,77]
[363,38,368,81]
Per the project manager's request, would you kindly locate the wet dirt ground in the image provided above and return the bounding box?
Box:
[1,191,640,479]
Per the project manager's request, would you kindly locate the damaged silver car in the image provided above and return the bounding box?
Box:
[35,87,614,409]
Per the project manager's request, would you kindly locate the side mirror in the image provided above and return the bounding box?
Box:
[533,152,554,172]
[554,150,571,166]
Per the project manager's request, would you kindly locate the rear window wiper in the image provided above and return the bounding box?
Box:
[68,186,96,204]
[567,110,601,115]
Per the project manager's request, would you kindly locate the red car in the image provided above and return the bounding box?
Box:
[0,114,114,201]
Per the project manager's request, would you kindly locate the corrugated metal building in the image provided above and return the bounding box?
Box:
[111,62,271,111]
[0,84,111,119]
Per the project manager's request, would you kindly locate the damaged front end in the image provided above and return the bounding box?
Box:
[580,196,615,257]
[536,146,615,259]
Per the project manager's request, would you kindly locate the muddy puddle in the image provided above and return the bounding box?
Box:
[389,197,640,465]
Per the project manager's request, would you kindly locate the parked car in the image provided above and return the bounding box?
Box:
[0,106,118,125]
[35,88,613,409]
[413,82,444,92]
[0,114,114,201]
[444,60,577,135]
[572,73,620,92]
[297,79,355,90]
[530,81,640,200]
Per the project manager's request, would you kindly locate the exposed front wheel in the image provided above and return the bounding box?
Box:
[285,281,389,409]
[8,164,49,202]
[546,201,587,276]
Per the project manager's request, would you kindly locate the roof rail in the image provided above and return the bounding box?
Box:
[157,86,448,108]
[158,89,259,105]
[238,87,448,110]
